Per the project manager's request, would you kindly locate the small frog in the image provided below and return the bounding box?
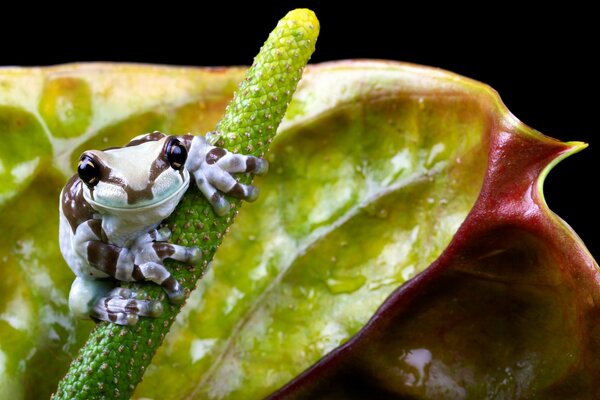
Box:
[59,132,267,325]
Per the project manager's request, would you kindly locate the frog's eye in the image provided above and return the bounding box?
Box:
[166,138,188,170]
[78,155,101,187]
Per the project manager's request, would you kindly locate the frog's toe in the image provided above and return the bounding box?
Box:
[211,193,230,216]
[252,158,269,175]
[167,286,186,304]
[229,183,259,202]
[187,246,202,263]
[126,313,139,326]
[149,300,164,317]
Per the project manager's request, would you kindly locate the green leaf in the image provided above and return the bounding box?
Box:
[0,61,595,399]
[39,77,93,139]
[271,65,597,398]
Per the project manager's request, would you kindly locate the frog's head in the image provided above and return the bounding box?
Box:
[77,135,190,212]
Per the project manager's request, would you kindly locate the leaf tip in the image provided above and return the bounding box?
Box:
[565,140,588,154]
[537,140,588,210]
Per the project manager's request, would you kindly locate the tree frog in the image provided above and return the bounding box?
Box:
[59,132,268,325]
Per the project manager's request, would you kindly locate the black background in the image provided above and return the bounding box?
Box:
[2,3,597,258]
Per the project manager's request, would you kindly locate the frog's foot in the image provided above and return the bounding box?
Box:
[91,287,163,326]
[187,136,269,216]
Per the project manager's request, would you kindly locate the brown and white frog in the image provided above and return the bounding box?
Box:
[59,132,267,325]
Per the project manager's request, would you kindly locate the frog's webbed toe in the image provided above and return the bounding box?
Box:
[91,287,163,326]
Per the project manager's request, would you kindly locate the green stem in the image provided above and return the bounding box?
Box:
[53,9,318,400]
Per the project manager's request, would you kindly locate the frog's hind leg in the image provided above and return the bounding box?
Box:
[69,277,162,326]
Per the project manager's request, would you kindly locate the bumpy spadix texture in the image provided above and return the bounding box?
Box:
[51,9,318,400]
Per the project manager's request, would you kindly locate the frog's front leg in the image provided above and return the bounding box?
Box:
[185,135,269,215]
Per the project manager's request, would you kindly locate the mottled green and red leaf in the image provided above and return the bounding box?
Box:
[0,61,596,399]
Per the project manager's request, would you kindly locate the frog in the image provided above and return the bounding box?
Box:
[59,131,268,325]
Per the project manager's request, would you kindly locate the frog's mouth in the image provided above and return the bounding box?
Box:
[83,170,191,212]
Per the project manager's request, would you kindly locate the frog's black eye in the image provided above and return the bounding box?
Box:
[166,138,188,170]
[78,154,101,188]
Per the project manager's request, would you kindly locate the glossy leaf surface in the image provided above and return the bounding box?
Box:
[0,61,595,399]
[271,64,599,399]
